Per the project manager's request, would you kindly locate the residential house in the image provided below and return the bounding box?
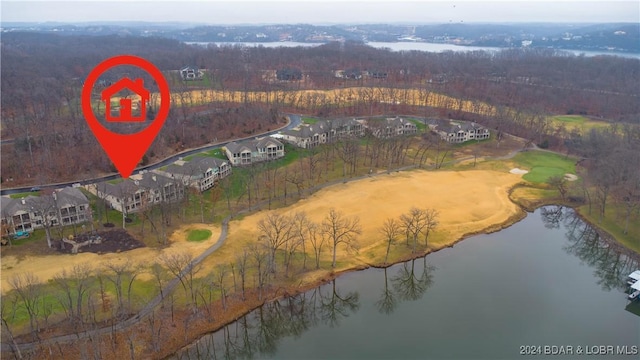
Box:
[433,121,490,143]
[342,69,362,80]
[180,66,203,81]
[368,70,388,79]
[224,137,285,166]
[91,172,184,214]
[276,68,303,81]
[280,118,365,149]
[157,156,231,192]
[0,187,91,235]
[369,117,418,139]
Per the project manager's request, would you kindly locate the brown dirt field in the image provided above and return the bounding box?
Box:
[1,223,221,293]
[206,169,524,272]
[2,169,524,293]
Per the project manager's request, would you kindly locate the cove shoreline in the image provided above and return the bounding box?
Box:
[8,174,637,359]
[166,199,639,360]
[162,204,530,359]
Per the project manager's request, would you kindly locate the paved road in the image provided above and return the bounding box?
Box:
[0,114,301,196]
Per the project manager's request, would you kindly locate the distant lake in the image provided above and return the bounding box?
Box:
[172,207,640,360]
[185,41,640,59]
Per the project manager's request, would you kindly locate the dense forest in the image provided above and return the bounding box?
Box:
[1,32,639,186]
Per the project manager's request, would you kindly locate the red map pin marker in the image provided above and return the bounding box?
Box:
[81,55,170,178]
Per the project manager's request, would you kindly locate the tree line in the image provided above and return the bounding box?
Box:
[564,125,640,233]
[2,33,638,185]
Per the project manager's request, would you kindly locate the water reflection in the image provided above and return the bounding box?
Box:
[173,278,360,360]
[540,206,639,292]
[319,280,359,328]
[375,268,397,315]
[173,258,435,360]
[174,207,638,359]
[376,258,435,315]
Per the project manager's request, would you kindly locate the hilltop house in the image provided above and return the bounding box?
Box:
[369,117,418,139]
[432,121,490,143]
[1,187,91,235]
[90,172,184,214]
[180,66,204,81]
[224,137,285,166]
[280,118,365,149]
[156,156,231,192]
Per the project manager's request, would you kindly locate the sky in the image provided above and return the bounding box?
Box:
[1,0,638,25]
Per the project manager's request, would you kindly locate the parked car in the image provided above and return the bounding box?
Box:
[13,231,30,239]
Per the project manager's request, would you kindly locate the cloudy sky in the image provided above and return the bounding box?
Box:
[2,0,638,24]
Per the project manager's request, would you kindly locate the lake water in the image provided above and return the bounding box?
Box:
[185,41,640,59]
[172,207,640,359]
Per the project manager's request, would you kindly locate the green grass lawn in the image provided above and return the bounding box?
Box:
[549,115,610,133]
[408,118,427,131]
[302,117,319,124]
[554,115,589,124]
[512,151,576,184]
[184,149,227,161]
[187,229,212,242]
[9,192,38,199]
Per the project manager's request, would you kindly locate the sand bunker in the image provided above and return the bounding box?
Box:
[564,174,579,181]
[510,168,529,175]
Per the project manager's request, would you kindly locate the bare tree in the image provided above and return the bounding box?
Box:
[423,208,439,247]
[1,297,22,359]
[380,218,401,264]
[53,263,93,325]
[307,221,325,269]
[321,208,362,268]
[215,264,229,310]
[291,211,313,270]
[235,249,250,300]
[250,244,270,301]
[612,168,640,235]
[103,260,140,317]
[29,193,58,248]
[257,213,294,274]
[8,272,43,339]
[547,175,569,201]
[150,263,168,303]
[399,207,426,253]
[159,252,201,307]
